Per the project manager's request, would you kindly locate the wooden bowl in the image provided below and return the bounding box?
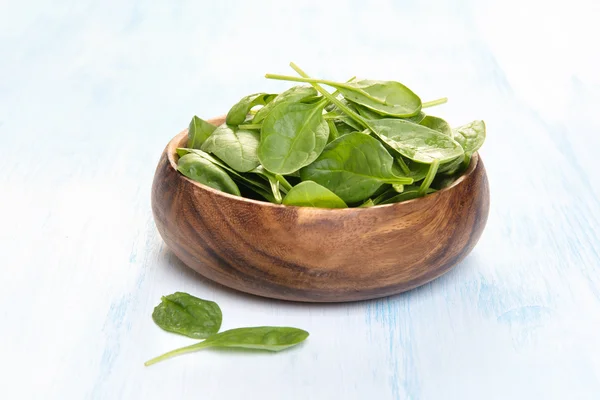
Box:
[151,116,490,302]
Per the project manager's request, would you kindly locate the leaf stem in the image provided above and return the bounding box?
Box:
[422,97,448,108]
[266,73,387,106]
[239,123,262,130]
[275,174,293,192]
[395,157,411,176]
[418,159,440,195]
[144,341,210,366]
[283,63,371,130]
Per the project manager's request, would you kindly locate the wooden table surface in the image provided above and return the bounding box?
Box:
[1,1,599,399]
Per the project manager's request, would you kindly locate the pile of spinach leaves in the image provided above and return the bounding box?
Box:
[177,63,485,208]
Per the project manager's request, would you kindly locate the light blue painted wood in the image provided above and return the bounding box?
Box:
[1,0,599,399]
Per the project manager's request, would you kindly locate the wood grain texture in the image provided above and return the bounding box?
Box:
[151,117,490,302]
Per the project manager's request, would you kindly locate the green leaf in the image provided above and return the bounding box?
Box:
[188,116,217,149]
[453,120,486,157]
[226,93,276,126]
[152,292,222,339]
[258,101,329,175]
[381,186,437,204]
[253,85,317,124]
[249,165,287,204]
[368,119,464,164]
[265,75,422,118]
[300,132,413,204]
[282,181,347,208]
[145,327,309,366]
[177,153,240,196]
[358,198,375,208]
[419,115,452,136]
[201,123,261,172]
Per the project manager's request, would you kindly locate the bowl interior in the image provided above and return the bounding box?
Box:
[166,116,480,209]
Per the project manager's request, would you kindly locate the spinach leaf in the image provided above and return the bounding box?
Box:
[453,120,486,161]
[252,85,317,124]
[177,153,240,196]
[226,93,276,126]
[367,119,464,164]
[381,186,437,204]
[300,132,413,203]
[201,124,261,172]
[419,115,452,136]
[188,116,217,149]
[145,326,309,366]
[152,292,222,339]
[265,74,422,118]
[282,181,347,208]
[249,165,288,203]
[358,198,375,208]
[258,101,329,175]
[177,148,274,200]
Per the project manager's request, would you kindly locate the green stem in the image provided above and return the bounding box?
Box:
[395,157,411,176]
[266,73,387,106]
[282,64,372,132]
[145,341,210,366]
[327,120,339,141]
[269,179,282,204]
[418,159,440,195]
[239,123,262,130]
[422,97,448,108]
[275,174,293,192]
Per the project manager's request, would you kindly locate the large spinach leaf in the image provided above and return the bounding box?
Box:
[300,132,413,203]
[152,292,222,339]
[258,101,329,175]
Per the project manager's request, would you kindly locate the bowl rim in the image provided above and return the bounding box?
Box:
[165,118,481,211]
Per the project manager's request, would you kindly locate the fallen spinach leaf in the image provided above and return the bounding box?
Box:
[226,93,276,126]
[177,153,241,196]
[252,85,317,124]
[152,292,222,339]
[419,115,452,137]
[188,116,217,149]
[258,100,329,175]
[145,326,309,366]
[282,181,347,208]
[202,124,261,172]
[300,132,413,203]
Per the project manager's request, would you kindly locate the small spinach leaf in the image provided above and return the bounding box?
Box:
[226,93,276,126]
[252,85,317,124]
[419,115,452,136]
[453,120,486,160]
[282,181,347,208]
[201,124,261,172]
[177,153,240,196]
[145,327,309,366]
[258,101,329,175]
[300,132,413,203]
[152,292,222,339]
[188,116,217,149]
